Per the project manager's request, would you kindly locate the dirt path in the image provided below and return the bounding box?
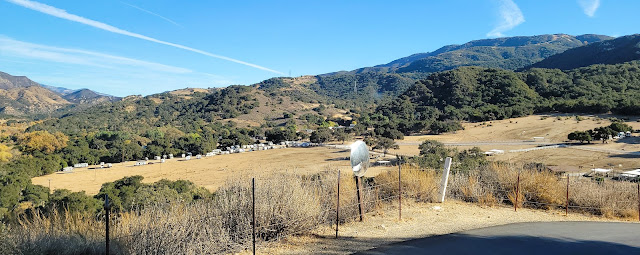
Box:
[248,200,634,254]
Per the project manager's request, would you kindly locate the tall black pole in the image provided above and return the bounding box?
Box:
[105,194,110,255]
[252,178,256,255]
[335,170,341,238]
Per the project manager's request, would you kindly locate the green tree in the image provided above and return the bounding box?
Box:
[310,128,332,144]
[568,131,592,144]
[609,122,633,133]
[373,137,398,156]
[333,128,352,144]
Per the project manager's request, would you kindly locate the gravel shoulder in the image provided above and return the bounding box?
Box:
[246,200,634,254]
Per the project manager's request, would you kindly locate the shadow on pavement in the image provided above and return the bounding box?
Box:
[354,233,640,255]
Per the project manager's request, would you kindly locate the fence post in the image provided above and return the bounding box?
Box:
[637,182,639,222]
[566,176,570,216]
[398,155,402,221]
[252,178,256,255]
[438,157,453,203]
[515,172,520,212]
[335,169,340,238]
[356,176,364,222]
[104,194,110,255]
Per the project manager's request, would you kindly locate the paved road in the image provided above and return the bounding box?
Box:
[355,222,640,255]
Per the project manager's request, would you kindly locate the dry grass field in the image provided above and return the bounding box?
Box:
[388,114,640,169]
[400,114,640,143]
[31,114,640,195]
[32,146,396,195]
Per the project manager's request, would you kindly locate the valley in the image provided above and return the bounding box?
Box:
[3,26,640,254]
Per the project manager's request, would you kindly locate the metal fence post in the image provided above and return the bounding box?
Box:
[438,157,452,203]
[515,172,520,212]
[335,170,340,238]
[566,176,570,216]
[105,194,110,255]
[252,178,256,255]
[356,176,364,222]
[398,157,402,221]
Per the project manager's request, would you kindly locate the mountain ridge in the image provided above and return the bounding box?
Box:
[527,34,640,70]
[0,71,120,116]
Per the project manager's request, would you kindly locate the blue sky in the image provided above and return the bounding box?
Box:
[0,0,637,96]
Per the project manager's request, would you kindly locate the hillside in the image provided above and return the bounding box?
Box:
[255,73,424,106]
[258,34,611,105]
[30,84,349,136]
[0,72,71,116]
[0,72,121,116]
[528,34,640,70]
[393,34,612,73]
[355,34,612,74]
[40,84,76,95]
[62,88,120,105]
[369,61,640,135]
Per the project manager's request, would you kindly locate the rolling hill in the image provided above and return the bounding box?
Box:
[0,71,70,116]
[253,34,612,105]
[61,88,120,105]
[0,72,120,116]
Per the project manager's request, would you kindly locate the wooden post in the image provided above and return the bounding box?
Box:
[398,157,402,221]
[335,170,340,238]
[515,172,520,212]
[105,194,110,255]
[566,176,570,216]
[252,178,256,255]
[355,176,364,222]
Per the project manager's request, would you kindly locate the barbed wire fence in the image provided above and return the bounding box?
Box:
[85,156,640,255]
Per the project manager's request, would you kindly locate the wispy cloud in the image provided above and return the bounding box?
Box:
[5,0,284,74]
[0,36,192,73]
[578,0,600,17]
[121,2,182,27]
[487,0,525,37]
[0,36,234,96]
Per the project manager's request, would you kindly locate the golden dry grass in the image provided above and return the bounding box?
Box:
[387,114,640,169]
[403,114,640,143]
[449,162,640,219]
[9,163,640,254]
[32,147,358,195]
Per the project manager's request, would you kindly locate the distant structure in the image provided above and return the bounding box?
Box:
[354,80,357,95]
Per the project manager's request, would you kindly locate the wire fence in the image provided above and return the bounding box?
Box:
[13,164,640,255]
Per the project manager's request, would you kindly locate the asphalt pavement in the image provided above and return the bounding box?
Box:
[354,222,640,255]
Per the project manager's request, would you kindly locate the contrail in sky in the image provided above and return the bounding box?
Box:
[121,2,182,27]
[6,0,284,74]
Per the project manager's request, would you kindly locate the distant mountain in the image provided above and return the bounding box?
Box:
[254,34,612,105]
[62,88,120,105]
[388,34,612,73]
[527,34,640,70]
[0,71,70,116]
[0,71,120,116]
[0,71,41,89]
[41,84,76,95]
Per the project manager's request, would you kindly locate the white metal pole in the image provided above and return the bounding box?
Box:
[439,157,452,203]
